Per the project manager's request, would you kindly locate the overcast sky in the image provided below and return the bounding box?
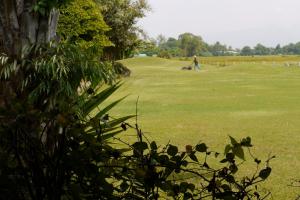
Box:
[138,0,300,48]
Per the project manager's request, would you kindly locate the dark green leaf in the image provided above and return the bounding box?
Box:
[120,181,129,192]
[181,160,188,167]
[255,158,261,164]
[121,123,127,131]
[167,145,178,156]
[82,84,121,117]
[229,136,238,145]
[87,88,94,94]
[226,175,235,183]
[241,137,252,147]
[105,115,135,128]
[226,153,235,161]
[203,162,210,169]
[196,143,207,152]
[150,141,158,150]
[94,96,127,119]
[259,167,272,180]
[189,153,198,162]
[224,144,232,155]
[184,192,193,199]
[229,164,238,174]
[232,145,245,160]
[158,155,169,164]
[101,130,123,140]
[221,184,231,191]
[132,142,148,151]
[180,182,189,193]
[187,183,195,192]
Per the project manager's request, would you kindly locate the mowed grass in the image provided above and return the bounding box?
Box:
[105,57,300,199]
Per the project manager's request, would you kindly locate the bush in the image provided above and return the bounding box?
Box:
[113,61,131,77]
[158,50,172,59]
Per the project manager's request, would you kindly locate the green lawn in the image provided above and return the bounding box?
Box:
[106,57,300,199]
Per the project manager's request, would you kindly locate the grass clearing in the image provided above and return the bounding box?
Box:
[105,57,300,199]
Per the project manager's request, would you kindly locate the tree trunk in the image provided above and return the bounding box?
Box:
[0,0,59,58]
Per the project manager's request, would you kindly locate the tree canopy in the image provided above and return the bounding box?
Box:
[96,0,150,60]
[58,0,112,51]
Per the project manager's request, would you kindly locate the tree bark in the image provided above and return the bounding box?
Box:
[0,0,59,58]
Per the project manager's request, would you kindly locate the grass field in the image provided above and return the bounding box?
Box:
[105,57,300,199]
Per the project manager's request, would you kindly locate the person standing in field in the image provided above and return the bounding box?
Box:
[193,55,200,71]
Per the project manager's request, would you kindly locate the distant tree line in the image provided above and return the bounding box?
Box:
[240,43,300,56]
[138,33,300,58]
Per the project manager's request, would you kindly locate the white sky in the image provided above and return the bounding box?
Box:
[138,0,300,48]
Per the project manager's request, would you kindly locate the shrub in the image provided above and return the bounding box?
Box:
[113,62,131,77]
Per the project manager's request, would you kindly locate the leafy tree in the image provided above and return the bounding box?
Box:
[96,0,150,60]
[254,43,271,55]
[163,37,179,49]
[178,33,207,57]
[58,0,112,51]
[281,42,300,55]
[138,39,159,56]
[209,41,228,56]
[159,37,182,57]
[241,46,253,56]
[156,34,167,47]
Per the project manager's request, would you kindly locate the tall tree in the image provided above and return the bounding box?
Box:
[210,41,228,56]
[96,0,150,60]
[0,0,67,58]
[178,33,207,57]
[240,46,253,56]
[254,43,270,55]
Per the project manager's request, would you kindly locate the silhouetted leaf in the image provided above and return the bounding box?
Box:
[196,143,207,152]
[189,153,198,162]
[229,136,238,145]
[255,158,261,164]
[241,137,252,147]
[121,123,127,131]
[224,144,232,155]
[259,167,272,180]
[150,141,158,150]
[133,142,148,151]
[226,153,235,161]
[167,145,178,156]
[232,145,245,160]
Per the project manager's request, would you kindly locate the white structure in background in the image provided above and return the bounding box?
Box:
[135,53,147,57]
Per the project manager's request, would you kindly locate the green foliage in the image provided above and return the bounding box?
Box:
[140,33,232,58]
[141,32,300,57]
[0,43,127,199]
[240,46,253,56]
[97,0,150,60]
[209,41,228,56]
[112,62,131,77]
[58,0,112,52]
[108,127,274,199]
[33,0,71,15]
[178,33,208,57]
[157,50,172,59]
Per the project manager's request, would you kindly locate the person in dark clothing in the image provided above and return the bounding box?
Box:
[193,55,200,71]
